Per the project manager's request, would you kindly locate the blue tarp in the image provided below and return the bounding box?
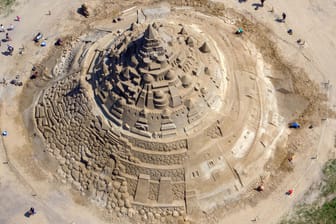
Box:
[289,122,300,128]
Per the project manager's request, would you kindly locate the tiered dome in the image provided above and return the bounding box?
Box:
[92,23,223,138]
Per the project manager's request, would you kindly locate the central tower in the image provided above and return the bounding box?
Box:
[93,23,225,139]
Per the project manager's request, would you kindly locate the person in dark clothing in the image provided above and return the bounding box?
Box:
[261,0,265,6]
[29,207,35,215]
[282,12,287,22]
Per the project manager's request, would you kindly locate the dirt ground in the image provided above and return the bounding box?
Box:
[0,0,335,224]
[209,0,336,223]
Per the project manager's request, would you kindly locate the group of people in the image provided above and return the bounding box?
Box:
[1,13,57,56]
[0,23,14,32]
[0,24,14,42]
[236,0,289,36]
[259,0,287,22]
[0,16,20,55]
[260,0,287,22]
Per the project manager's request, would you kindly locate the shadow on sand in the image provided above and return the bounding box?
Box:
[252,3,263,10]
[2,51,12,56]
[275,18,284,23]
[24,211,32,218]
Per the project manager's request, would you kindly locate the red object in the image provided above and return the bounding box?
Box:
[288,189,294,195]
[16,16,21,21]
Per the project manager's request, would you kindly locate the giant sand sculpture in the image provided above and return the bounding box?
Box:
[32,6,299,222]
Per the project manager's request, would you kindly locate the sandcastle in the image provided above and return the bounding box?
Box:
[91,23,223,138]
[33,7,286,220]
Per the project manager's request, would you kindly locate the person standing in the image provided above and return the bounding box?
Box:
[6,32,12,41]
[282,12,287,22]
[261,0,265,7]
[7,45,14,55]
[29,207,36,215]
